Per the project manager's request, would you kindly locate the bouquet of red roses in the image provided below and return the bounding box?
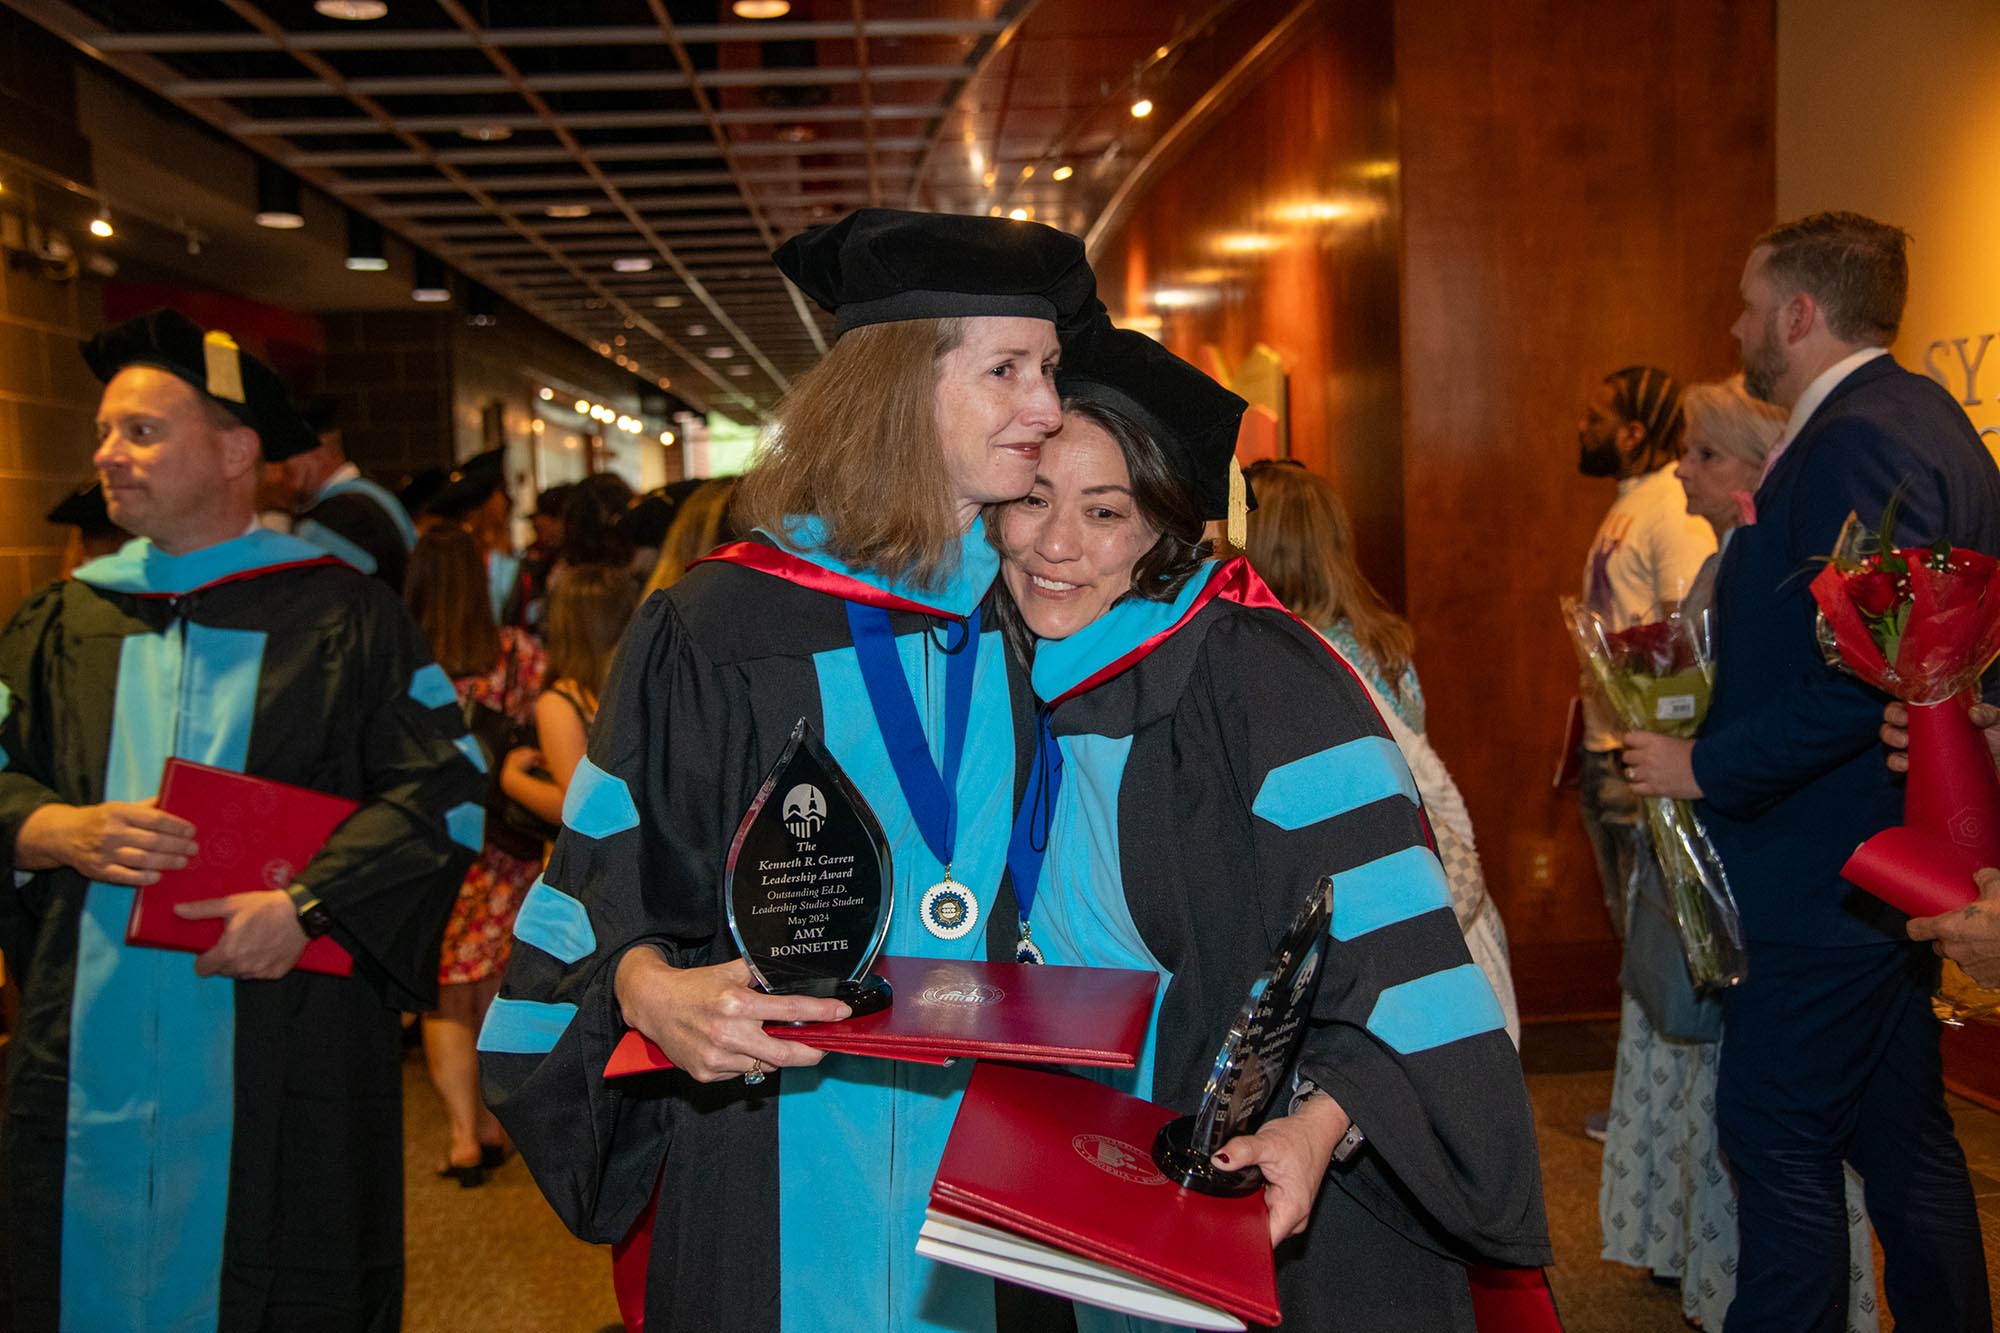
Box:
[1562,599,1747,994]
[1811,507,2000,926]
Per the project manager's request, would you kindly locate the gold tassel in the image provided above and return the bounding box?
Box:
[203,330,246,403]
[1226,456,1248,551]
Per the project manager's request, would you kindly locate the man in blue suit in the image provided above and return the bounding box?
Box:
[1624,212,1997,1331]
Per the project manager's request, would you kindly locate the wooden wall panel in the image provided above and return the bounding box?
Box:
[1396,1,1777,1016]
[1089,0,1405,601]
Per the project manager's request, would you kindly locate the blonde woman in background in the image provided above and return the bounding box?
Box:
[499,564,639,828]
[1244,460,1519,1045]
[641,475,740,597]
[1598,376,1879,1332]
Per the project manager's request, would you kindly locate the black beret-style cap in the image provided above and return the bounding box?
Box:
[774,208,1098,336]
[82,308,318,461]
[427,447,508,521]
[398,467,448,517]
[1057,324,1251,522]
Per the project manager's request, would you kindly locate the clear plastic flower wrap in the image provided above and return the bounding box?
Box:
[1561,598,1747,995]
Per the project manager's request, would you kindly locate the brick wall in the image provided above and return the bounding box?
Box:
[0,250,104,620]
[308,310,457,484]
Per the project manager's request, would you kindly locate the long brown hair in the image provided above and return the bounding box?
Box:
[405,524,500,678]
[734,317,965,589]
[644,476,740,597]
[1243,463,1416,687]
[545,563,639,699]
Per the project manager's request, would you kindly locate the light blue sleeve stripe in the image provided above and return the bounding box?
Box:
[445,800,486,851]
[1366,964,1507,1054]
[562,756,640,839]
[477,997,578,1055]
[452,733,488,773]
[1252,735,1417,831]
[409,663,457,710]
[514,879,597,964]
[1332,846,1453,941]
[294,518,378,575]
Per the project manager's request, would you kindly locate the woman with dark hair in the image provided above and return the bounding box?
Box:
[990,326,1550,1329]
[499,564,640,828]
[482,208,1099,1331]
[403,524,547,1186]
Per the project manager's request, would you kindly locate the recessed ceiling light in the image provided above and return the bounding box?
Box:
[315,0,387,18]
[707,346,735,359]
[686,324,709,337]
[545,204,592,219]
[254,160,304,229]
[89,211,114,239]
[539,387,555,401]
[653,295,683,309]
[1008,208,1030,221]
[1052,165,1074,182]
[732,0,791,17]
[614,335,627,347]
[727,365,752,377]
[460,124,513,142]
[611,256,654,273]
[1130,98,1154,118]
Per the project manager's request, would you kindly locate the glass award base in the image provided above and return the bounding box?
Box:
[773,972,893,1020]
[1151,1116,1263,1197]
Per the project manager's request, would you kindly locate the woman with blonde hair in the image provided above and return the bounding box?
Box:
[1602,375,1879,1332]
[483,208,1098,1329]
[1245,461,1519,1043]
[641,475,739,597]
[499,563,640,828]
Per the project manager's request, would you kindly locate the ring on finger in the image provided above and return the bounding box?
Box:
[743,1058,768,1086]
[1625,766,1637,781]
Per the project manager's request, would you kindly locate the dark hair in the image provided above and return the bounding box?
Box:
[1604,365,1686,471]
[534,482,575,519]
[405,525,500,678]
[985,397,1211,661]
[560,472,635,568]
[1756,211,1909,345]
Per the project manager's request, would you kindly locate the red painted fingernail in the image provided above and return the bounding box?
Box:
[1215,1153,1231,1164]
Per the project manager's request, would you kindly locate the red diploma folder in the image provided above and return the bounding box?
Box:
[126,759,357,977]
[604,956,1158,1078]
[920,1061,1277,1331]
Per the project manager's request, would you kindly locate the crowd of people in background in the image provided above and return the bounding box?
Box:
[7,202,1999,1333]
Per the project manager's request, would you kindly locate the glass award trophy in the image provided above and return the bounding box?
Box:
[1152,875,1334,1196]
[725,719,895,1017]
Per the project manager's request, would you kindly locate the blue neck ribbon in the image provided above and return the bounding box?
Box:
[1005,706,1063,927]
[846,604,979,872]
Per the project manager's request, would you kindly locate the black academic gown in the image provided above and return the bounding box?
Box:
[481,521,1039,1333]
[295,473,418,592]
[0,530,483,1332]
[1021,559,1551,1331]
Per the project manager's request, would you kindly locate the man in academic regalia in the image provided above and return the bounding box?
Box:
[0,308,486,1332]
[276,397,419,591]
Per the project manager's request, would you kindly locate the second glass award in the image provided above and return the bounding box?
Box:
[726,718,895,1016]
[1152,875,1334,1195]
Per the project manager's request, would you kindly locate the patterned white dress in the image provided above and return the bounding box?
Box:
[1599,994,1879,1329]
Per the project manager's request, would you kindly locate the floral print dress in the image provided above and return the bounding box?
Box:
[441,627,548,986]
